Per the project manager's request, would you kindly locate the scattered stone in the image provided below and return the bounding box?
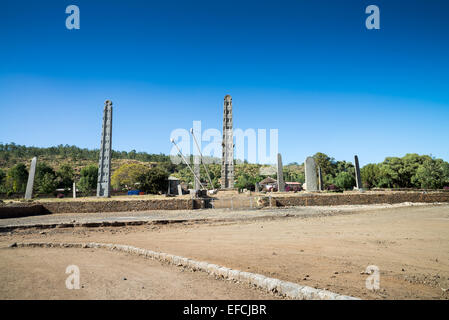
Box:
[9,242,17,248]
[123,277,127,281]
[334,271,339,274]
[402,268,405,271]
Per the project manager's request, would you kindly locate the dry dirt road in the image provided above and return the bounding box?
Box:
[1,204,448,300]
[0,247,278,299]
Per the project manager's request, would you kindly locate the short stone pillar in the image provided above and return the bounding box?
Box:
[73,182,76,198]
[318,166,323,191]
[25,157,37,200]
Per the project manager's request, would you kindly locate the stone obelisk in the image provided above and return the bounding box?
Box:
[318,166,323,191]
[97,100,113,197]
[277,153,285,192]
[24,157,37,199]
[354,155,363,190]
[305,156,318,191]
[220,95,234,189]
[194,158,201,191]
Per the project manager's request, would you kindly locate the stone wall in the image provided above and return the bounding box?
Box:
[40,199,195,213]
[1,192,449,219]
[0,199,195,218]
[0,203,46,219]
[272,192,449,207]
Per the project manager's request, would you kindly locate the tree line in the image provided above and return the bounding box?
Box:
[311,152,449,190]
[1,143,448,196]
[0,143,170,164]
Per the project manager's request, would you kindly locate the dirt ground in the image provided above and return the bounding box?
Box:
[0,247,278,300]
[1,204,449,300]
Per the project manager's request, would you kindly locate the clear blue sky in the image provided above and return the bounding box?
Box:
[1,0,448,166]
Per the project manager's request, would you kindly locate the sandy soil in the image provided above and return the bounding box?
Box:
[0,247,278,300]
[1,204,448,300]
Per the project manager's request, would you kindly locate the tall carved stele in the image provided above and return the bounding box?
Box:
[97,100,113,197]
[277,153,285,192]
[305,156,318,191]
[24,157,37,200]
[220,95,234,189]
[354,155,363,190]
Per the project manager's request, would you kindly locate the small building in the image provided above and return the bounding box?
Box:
[285,182,302,192]
[259,176,277,192]
[167,176,181,195]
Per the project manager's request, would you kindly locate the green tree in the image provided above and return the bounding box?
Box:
[413,158,449,189]
[235,172,263,191]
[284,163,305,183]
[333,171,355,190]
[361,163,381,189]
[78,165,98,195]
[376,154,433,188]
[401,154,432,188]
[378,157,403,188]
[137,166,169,194]
[172,166,194,188]
[335,160,355,175]
[37,173,58,194]
[111,163,150,190]
[0,169,5,186]
[234,163,264,191]
[204,163,221,189]
[6,163,28,193]
[0,168,7,193]
[57,164,75,189]
[313,152,336,177]
[35,162,57,194]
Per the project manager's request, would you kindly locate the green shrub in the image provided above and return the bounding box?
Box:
[137,166,169,194]
[333,171,355,190]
